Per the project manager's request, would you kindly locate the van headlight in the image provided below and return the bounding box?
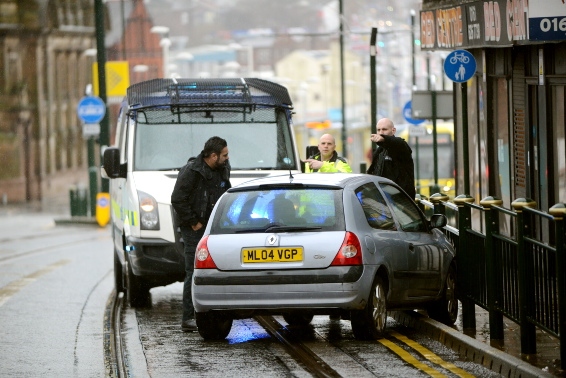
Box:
[138,191,160,230]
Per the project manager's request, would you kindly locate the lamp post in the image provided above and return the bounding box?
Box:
[151,26,171,78]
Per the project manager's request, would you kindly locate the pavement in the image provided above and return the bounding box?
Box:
[2,200,563,377]
[392,307,562,377]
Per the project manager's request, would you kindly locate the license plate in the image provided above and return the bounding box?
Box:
[242,247,303,263]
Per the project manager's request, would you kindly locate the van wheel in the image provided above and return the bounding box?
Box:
[283,313,314,326]
[351,275,387,340]
[114,252,125,293]
[195,312,233,340]
[427,264,458,325]
[126,259,151,308]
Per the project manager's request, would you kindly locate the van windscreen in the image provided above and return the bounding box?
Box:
[133,108,297,171]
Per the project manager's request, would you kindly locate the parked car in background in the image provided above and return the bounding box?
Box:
[192,173,458,340]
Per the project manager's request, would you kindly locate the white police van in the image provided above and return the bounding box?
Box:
[101,78,301,307]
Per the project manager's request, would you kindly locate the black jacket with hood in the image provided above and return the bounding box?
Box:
[367,134,416,199]
[171,153,231,228]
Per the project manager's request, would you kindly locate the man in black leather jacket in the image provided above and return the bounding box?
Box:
[367,118,416,199]
[171,136,231,332]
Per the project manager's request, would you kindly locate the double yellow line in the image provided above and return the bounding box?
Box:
[378,330,475,378]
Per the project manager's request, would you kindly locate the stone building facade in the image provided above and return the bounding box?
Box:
[0,0,97,205]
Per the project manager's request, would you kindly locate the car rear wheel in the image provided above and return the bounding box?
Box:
[283,313,314,326]
[427,263,458,325]
[195,312,233,340]
[126,259,151,308]
[351,275,387,340]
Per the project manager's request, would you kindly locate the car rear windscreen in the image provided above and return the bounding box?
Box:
[210,188,344,234]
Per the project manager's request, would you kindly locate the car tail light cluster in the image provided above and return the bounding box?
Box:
[194,236,218,269]
[330,232,363,266]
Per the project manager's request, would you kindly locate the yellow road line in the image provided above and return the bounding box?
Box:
[389,330,475,378]
[378,338,448,378]
[0,259,71,307]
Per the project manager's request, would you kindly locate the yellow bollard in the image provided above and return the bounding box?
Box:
[96,192,111,227]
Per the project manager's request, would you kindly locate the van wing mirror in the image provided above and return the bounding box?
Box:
[101,147,123,179]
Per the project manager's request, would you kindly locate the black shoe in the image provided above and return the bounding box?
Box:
[182,319,198,332]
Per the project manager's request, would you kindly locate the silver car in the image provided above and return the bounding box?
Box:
[192,173,457,340]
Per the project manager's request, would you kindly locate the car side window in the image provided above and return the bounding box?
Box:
[354,183,396,230]
[379,183,427,232]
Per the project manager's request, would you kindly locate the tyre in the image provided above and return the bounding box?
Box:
[126,259,151,308]
[283,313,314,326]
[351,275,387,340]
[427,263,458,325]
[114,251,125,293]
[195,312,233,340]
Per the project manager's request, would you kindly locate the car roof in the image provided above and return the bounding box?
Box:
[227,173,396,192]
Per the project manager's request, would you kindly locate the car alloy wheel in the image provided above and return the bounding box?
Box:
[351,275,387,340]
[427,263,458,325]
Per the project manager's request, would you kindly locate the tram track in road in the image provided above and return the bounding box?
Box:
[104,289,128,378]
[256,315,479,378]
[0,232,104,263]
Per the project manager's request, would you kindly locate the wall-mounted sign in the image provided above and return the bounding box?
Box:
[529,0,566,41]
[420,0,532,50]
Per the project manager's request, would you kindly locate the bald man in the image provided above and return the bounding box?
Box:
[304,133,352,173]
[367,118,416,199]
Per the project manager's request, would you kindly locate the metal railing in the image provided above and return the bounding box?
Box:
[416,193,566,369]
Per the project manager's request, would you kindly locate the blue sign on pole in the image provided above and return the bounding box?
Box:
[443,50,476,83]
[403,101,425,125]
[77,96,106,124]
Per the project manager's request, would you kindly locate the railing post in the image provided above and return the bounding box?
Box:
[453,194,475,329]
[415,193,428,214]
[549,203,566,370]
[480,196,504,340]
[430,193,449,216]
[511,198,538,355]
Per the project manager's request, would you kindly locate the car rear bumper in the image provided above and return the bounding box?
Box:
[193,265,374,312]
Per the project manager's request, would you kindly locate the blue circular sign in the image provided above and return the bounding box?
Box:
[77,96,106,124]
[444,50,476,83]
[403,101,424,125]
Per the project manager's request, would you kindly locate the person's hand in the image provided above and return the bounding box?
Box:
[191,222,203,231]
[304,159,323,170]
[370,134,384,143]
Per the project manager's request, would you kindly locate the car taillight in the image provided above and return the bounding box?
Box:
[194,236,218,269]
[330,232,363,266]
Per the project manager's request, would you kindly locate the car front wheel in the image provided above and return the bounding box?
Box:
[351,275,387,340]
[427,263,458,325]
[196,312,233,340]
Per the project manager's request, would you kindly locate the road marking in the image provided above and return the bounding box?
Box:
[0,259,71,307]
[378,338,448,377]
[389,331,475,378]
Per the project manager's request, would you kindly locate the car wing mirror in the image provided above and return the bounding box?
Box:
[429,214,447,229]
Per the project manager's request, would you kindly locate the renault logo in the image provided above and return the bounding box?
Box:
[267,234,278,245]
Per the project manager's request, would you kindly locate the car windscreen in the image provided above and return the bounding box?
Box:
[133,107,297,171]
[209,187,344,234]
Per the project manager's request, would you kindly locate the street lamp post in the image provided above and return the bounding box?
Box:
[151,26,171,78]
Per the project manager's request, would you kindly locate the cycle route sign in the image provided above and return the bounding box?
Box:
[443,50,476,83]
